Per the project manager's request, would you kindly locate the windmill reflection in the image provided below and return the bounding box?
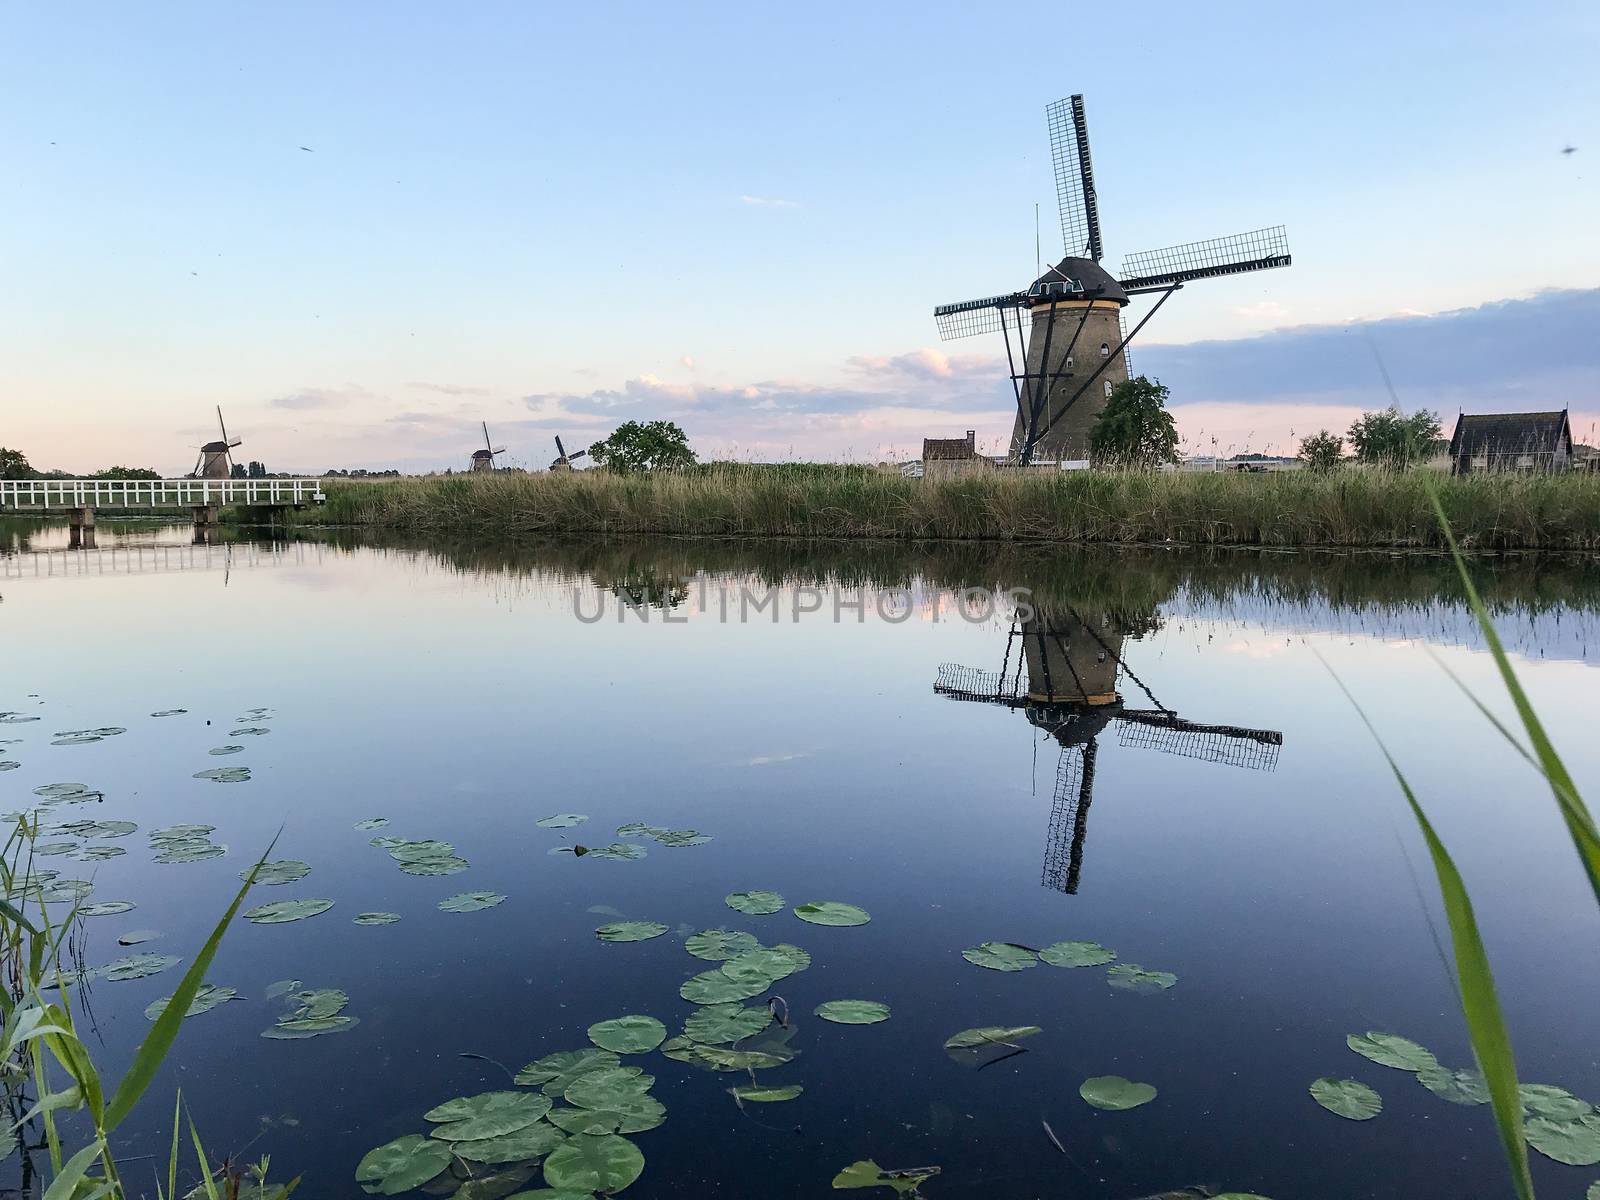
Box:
[935,604,1282,894]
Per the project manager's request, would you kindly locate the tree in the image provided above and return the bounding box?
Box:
[0,448,35,479]
[1088,376,1179,468]
[1298,430,1345,472]
[230,462,248,479]
[90,466,161,480]
[587,421,697,474]
[1346,405,1442,468]
[247,460,267,478]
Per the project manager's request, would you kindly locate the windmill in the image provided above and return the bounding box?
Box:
[549,436,589,472]
[193,407,242,479]
[934,604,1282,894]
[933,95,1293,465]
[470,422,507,473]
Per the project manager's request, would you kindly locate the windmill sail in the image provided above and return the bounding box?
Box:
[1118,226,1291,292]
[1047,95,1102,261]
[933,294,1030,342]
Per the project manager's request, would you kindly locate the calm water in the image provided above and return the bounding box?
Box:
[3,521,1600,1199]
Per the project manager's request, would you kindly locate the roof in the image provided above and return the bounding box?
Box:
[923,437,977,461]
[1449,411,1572,459]
[1028,257,1128,306]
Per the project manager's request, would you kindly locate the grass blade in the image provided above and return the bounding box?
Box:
[43,1137,105,1200]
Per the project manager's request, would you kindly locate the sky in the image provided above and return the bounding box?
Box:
[3,0,1597,473]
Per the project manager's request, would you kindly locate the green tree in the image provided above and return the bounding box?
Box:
[90,466,161,480]
[1089,377,1179,468]
[587,420,697,473]
[1299,430,1345,472]
[0,447,35,479]
[1346,405,1442,468]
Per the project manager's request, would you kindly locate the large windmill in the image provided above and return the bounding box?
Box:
[470,422,507,473]
[934,95,1292,465]
[934,604,1282,894]
[193,407,242,478]
[549,436,589,472]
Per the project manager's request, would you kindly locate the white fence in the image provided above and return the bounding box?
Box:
[0,478,326,509]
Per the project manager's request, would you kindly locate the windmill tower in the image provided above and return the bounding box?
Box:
[549,436,589,472]
[934,603,1282,893]
[193,408,242,478]
[934,95,1293,465]
[470,422,507,473]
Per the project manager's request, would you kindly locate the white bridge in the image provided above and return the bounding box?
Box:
[0,477,325,513]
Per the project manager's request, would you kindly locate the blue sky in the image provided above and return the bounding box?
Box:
[3,0,1596,471]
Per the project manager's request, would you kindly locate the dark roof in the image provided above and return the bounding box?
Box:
[923,436,977,461]
[1449,411,1572,459]
[1028,257,1128,306]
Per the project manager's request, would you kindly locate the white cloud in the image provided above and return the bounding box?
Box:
[739,194,800,209]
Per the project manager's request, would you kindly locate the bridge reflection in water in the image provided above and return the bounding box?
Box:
[0,540,321,580]
[935,604,1283,894]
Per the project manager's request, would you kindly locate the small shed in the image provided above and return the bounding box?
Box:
[921,431,991,480]
[1448,410,1573,475]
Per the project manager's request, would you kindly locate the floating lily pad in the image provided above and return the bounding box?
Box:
[541,1133,644,1195]
[438,892,506,913]
[262,1015,360,1040]
[285,988,349,1019]
[1416,1065,1490,1106]
[563,1068,653,1109]
[962,942,1038,972]
[587,1016,667,1054]
[353,912,402,926]
[247,860,311,886]
[1521,1083,1593,1122]
[145,983,237,1020]
[655,830,712,847]
[684,1004,772,1045]
[536,814,588,829]
[615,822,667,838]
[102,953,180,982]
[154,841,227,864]
[816,1000,890,1025]
[794,901,870,927]
[264,979,303,999]
[547,1107,621,1136]
[0,762,17,772]
[832,1161,941,1194]
[595,921,668,943]
[1310,1077,1382,1121]
[1106,963,1178,993]
[118,929,159,946]
[426,1092,553,1142]
[151,709,188,717]
[73,845,126,862]
[685,929,760,961]
[230,727,271,737]
[245,898,334,924]
[356,1135,453,1196]
[725,890,785,915]
[515,1048,621,1091]
[398,856,468,877]
[944,1025,1041,1067]
[659,1037,789,1073]
[1527,1114,1600,1166]
[586,843,647,861]
[450,1122,567,1163]
[1346,1031,1437,1072]
[34,842,77,857]
[193,767,251,783]
[729,1084,802,1103]
[209,745,244,756]
[354,818,389,831]
[78,900,134,917]
[62,819,137,839]
[680,968,768,1005]
[1039,940,1116,968]
[1080,1075,1158,1111]
[33,783,96,801]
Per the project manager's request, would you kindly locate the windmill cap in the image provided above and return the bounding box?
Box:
[1028,257,1127,306]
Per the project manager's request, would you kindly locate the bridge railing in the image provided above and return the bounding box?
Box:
[0,478,326,509]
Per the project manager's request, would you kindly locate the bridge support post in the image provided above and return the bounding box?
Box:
[68,524,96,550]
[192,504,220,530]
[68,506,95,530]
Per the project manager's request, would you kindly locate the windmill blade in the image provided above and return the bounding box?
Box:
[555,436,568,459]
[216,406,237,448]
[1118,226,1291,293]
[1046,96,1102,262]
[1043,740,1097,894]
[933,662,1028,707]
[570,448,588,461]
[1113,709,1282,771]
[491,446,507,455]
[482,422,493,453]
[933,293,1029,341]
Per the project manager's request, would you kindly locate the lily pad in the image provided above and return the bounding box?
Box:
[685,929,760,961]
[102,952,180,981]
[725,890,785,915]
[246,860,311,886]
[264,979,303,999]
[356,1135,453,1196]
[193,767,251,783]
[1527,1114,1600,1166]
[1080,1075,1158,1111]
[962,942,1038,972]
[832,1161,940,1195]
[815,1000,890,1025]
[943,1025,1042,1049]
[679,967,767,1006]
[1106,963,1178,993]
[154,842,227,864]
[541,1134,644,1195]
[0,762,17,772]
[353,912,402,926]
[118,929,159,946]
[244,898,334,924]
[145,983,237,1020]
[73,845,126,862]
[615,823,668,839]
[536,814,588,829]
[1310,1077,1382,1121]
[209,745,244,756]
[794,901,870,927]
[729,1084,802,1103]
[596,921,668,943]
[438,892,506,913]
[1346,1031,1437,1072]
[262,1015,360,1039]
[1039,940,1116,968]
[564,1069,654,1111]
[151,709,188,717]
[450,1123,567,1163]
[285,988,349,1019]
[659,1038,789,1073]
[354,818,389,831]
[425,1091,553,1141]
[78,900,135,917]
[1416,1065,1490,1106]
[230,727,271,736]
[585,843,647,861]
[655,830,712,847]
[587,1016,667,1054]
[398,856,468,877]
[34,842,77,857]
[684,1004,772,1045]
[515,1048,620,1091]
[1521,1083,1593,1122]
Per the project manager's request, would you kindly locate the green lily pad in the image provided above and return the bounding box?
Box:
[245,898,334,924]
[962,942,1038,972]
[832,1161,940,1194]
[1080,1075,1158,1111]
[209,745,244,756]
[425,1092,553,1141]
[34,842,77,856]
[1527,1114,1600,1166]
[78,900,135,917]
[399,856,468,876]
[33,783,95,800]
[151,709,188,717]
[725,890,785,915]
[193,767,251,783]
[72,845,126,862]
[285,988,349,1019]
[1310,1077,1382,1121]
[1417,1066,1490,1106]
[1521,1083,1593,1121]
[262,1015,362,1039]
[0,762,16,772]
[587,1016,667,1054]
[670,1041,791,1072]
[541,1134,644,1194]
[537,814,588,829]
[943,1025,1042,1049]
[794,901,870,927]
[155,842,227,864]
[615,822,667,838]
[680,968,768,1005]
[815,1000,890,1025]
[564,1069,654,1113]
[684,1004,772,1045]
[118,929,159,946]
[553,1092,666,1135]
[596,921,668,943]
[585,843,647,861]
[354,818,389,831]
[1346,1031,1437,1072]
[439,892,507,913]
[103,953,180,981]
[723,946,807,985]
[356,1135,453,1196]
[1039,940,1116,968]
[515,1048,621,1091]
[353,912,402,926]
[729,1084,802,1103]
[450,1122,567,1163]
[264,979,303,999]
[655,830,712,847]
[685,929,761,961]
[247,860,311,886]
[145,983,237,1020]
[230,727,271,736]
[1106,963,1178,993]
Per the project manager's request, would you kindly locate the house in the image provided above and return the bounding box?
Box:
[921,431,991,480]
[1448,411,1574,475]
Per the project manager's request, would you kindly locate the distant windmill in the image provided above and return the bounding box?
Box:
[470,422,507,473]
[934,95,1293,465]
[193,407,242,479]
[934,604,1282,894]
[549,436,588,472]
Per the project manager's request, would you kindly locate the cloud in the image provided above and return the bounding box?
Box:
[739,194,800,209]
[269,386,367,410]
[679,356,696,370]
[407,381,491,396]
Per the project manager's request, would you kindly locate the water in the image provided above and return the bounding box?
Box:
[3,521,1599,1198]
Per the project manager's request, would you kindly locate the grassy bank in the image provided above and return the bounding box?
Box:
[298,467,1600,551]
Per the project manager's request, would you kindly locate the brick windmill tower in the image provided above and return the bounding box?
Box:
[934,96,1293,465]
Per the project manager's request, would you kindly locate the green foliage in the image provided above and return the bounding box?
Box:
[1089,376,1179,467]
[587,420,696,473]
[89,467,161,480]
[0,447,34,479]
[1347,405,1442,467]
[1298,430,1345,471]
